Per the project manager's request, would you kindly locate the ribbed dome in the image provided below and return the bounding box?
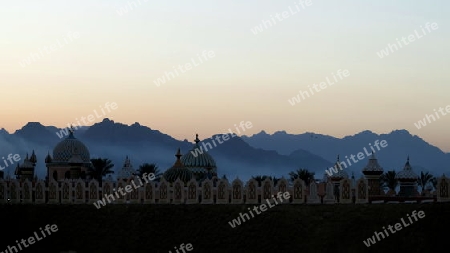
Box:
[362,152,384,174]
[396,156,418,181]
[163,148,193,183]
[53,131,90,163]
[181,134,217,169]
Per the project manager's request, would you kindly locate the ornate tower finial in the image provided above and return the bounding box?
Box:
[172,148,184,167]
[195,134,200,144]
[68,125,76,138]
[337,155,340,161]
[176,148,182,159]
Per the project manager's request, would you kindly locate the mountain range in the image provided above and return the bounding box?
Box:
[0,118,448,181]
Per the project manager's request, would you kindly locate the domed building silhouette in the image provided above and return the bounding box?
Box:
[181,134,217,180]
[45,129,92,181]
[163,148,193,184]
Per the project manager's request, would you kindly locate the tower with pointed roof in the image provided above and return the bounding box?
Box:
[362,152,384,197]
[14,152,36,181]
[395,156,419,197]
[329,155,349,182]
[328,155,349,202]
[118,156,136,179]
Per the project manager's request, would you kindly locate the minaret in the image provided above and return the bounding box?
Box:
[45,151,52,182]
[30,150,37,166]
[362,152,384,197]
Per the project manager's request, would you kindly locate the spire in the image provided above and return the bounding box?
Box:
[170,148,184,167]
[30,150,37,164]
[337,155,340,161]
[123,155,131,167]
[45,152,52,163]
[68,125,76,139]
[195,134,200,144]
[175,148,182,160]
[362,150,383,173]
[404,155,412,170]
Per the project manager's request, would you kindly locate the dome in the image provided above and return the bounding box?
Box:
[163,149,193,183]
[362,152,384,174]
[181,134,217,169]
[396,156,418,181]
[53,131,90,163]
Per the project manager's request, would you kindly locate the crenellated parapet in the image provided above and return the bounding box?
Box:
[0,175,445,205]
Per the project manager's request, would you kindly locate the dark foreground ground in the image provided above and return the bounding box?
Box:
[0,202,449,253]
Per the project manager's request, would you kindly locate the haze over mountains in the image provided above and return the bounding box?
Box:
[0,118,448,181]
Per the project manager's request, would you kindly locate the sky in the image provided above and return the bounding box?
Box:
[1,0,450,152]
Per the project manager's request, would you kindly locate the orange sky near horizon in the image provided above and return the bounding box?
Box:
[1,0,449,152]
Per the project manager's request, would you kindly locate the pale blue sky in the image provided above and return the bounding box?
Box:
[1,0,450,151]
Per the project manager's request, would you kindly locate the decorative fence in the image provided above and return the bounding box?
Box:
[0,175,449,205]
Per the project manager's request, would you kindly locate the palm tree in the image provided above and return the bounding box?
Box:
[136,163,162,180]
[381,170,398,192]
[88,158,114,185]
[252,175,269,186]
[417,171,434,192]
[251,175,279,186]
[430,177,439,192]
[289,169,315,186]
